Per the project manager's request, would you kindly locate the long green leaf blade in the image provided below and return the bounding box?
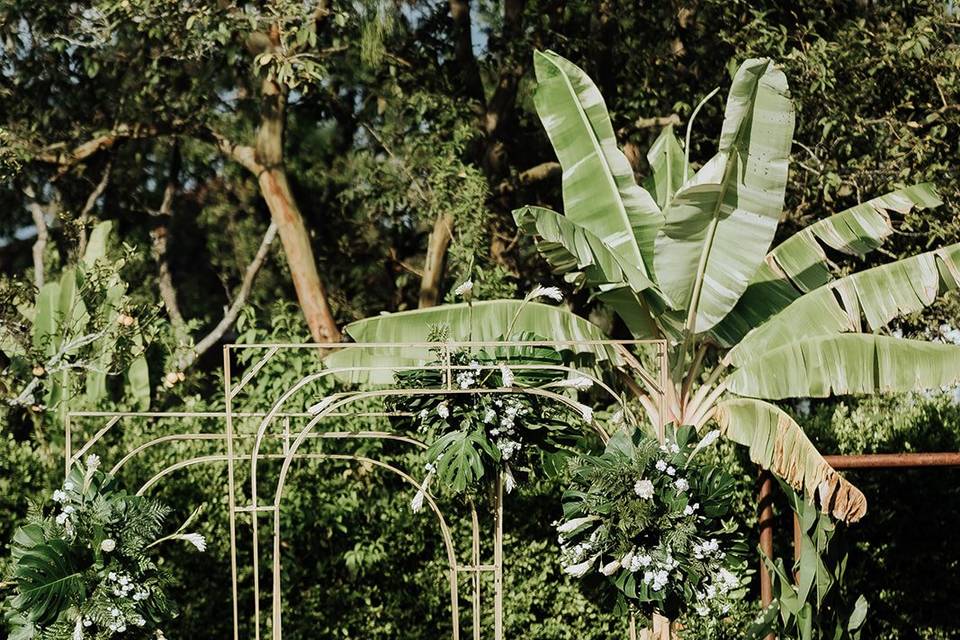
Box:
[654,58,795,333]
[729,243,960,364]
[643,124,688,209]
[727,334,960,399]
[712,184,942,345]
[326,300,621,383]
[716,398,866,522]
[533,50,662,274]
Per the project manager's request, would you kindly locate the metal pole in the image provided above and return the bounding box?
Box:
[493,473,504,640]
[758,470,775,640]
[224,347,241,640]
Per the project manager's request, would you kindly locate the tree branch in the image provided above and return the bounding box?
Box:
[448,0,485,104]
[24,186,49,289]
[178,221,278,369]
[150,142,187,333]
[76,160,113,256]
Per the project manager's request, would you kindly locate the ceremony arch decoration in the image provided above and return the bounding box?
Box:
[63,339,668,640]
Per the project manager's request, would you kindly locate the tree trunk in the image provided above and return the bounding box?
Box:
[418,213,453,308]
[254,30,341,343]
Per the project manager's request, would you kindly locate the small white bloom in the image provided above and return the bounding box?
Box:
[86,454,100,470]
[436,402,450,419]
[666,466,676,477]
[419,408,429,419]
[563,555,598,578]
[528,285,563,302]
[411,489,425,513]
[557,515,597,534]
[600,560,621,576]
[633,479,654,500]
[674,478,689,493]
[619,551,634,569]
[100,538,116,552]
[181,533,207,552]
[504,465,516,494]
[56,512,69,525]
[52,489,67,503]
[499,364,514,387]
[483,408,497,423]
[655,460,668,472]
[454,280,474,297]
[64,481,75,491]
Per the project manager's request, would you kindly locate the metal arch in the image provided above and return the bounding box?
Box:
[267,452,463,640]
[261,385,618,639]
[62,339,667,640]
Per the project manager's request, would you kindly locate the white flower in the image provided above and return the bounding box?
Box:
[695,603,710,616]
[666,465,676,477]
[436,402,450,419]
[418,408,429,420]
[563,555,598,578]
[674,478,689,493]
[64,481,75,491]
[56,512,69,525]
[557,515,597,534]
[499,364,514,387]
[483,408,497,423]
[411,489,425,513]
[181,533,207,552]
[52,489,67,503]
[655,460,668,472]
[600,560,621,576]
[683,503,699,516]
[692,429,721,454]
[100,538,116,552]
[308,396,337,416]
[454,280,474,297]
[504,465,516,494]
[619,551,634,569]
[633,479,654,500]
[528,284,563,302]
[86,454,100,470]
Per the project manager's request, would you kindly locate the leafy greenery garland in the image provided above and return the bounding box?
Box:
[391,339,598,503]
[555,425,749,621]
[2,456,204,640]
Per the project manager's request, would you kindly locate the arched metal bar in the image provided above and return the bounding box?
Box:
[266,386,616,638]
[268,450,460,640]
[109,431,429,478]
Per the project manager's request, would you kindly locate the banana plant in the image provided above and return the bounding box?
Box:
[0,221,152,428]
[326,50,956,526]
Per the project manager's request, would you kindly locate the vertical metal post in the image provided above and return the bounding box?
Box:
[224,347,241,640]
[493,473,504,640]
[64,412,72,477]
[758,470,775,640]
[472,503,481,640]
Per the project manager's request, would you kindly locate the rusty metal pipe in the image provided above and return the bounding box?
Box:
[825,452,960,469]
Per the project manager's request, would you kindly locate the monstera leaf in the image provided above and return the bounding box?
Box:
[11,537,86,627]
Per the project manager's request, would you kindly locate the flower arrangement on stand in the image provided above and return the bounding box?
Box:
[2,456,205,640]
[555,424,748,622]
[391,338,599,505]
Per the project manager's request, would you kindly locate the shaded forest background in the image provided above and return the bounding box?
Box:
[1,1,959,638]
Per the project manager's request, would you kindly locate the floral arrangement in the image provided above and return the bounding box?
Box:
[3,456,205,640]
[555,425,748,620]
[391,337,598,506]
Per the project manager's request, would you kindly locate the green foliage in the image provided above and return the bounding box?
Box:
[556,425,748,621]
[3,458,200,639]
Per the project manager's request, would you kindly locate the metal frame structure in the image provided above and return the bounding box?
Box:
[64,339,668,640]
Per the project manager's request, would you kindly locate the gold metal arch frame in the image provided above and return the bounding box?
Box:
[65,339,667,640]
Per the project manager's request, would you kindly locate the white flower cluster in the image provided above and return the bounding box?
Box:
[633,479,654,500]
[692,538,724,560]
[617,548,680,591]
[455,360,483,389]
[485,397,529,462]
[693,567,740,616]
[107,571,150,602]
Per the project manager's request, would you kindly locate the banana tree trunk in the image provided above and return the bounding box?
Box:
[255,30,340,343]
